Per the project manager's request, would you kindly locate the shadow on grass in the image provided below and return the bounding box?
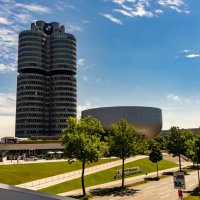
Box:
[68,187,140,199]
[144,177,160,181]
[186,187,200,196]
[90,186,140,197]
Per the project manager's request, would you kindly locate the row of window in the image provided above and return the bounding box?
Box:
[51,44,76,51]
[51,40,76,46]
[19,47,44,53]
[18,62,45,68]
[51,49,76,55]
[16,124,44,128]
[51,33,76,41]
[19,37,44,43]
[20,31,44,37]
[23,85,44,90]
[51,81,76,86]
[16,113,44,117]
[18,57,45,63]
[17,102,44,107]
[16,130,44,134]
[18,82,45,87]
[52,59,76,65]
[19,42,44,47]
[18,91,43,95]
[17,108,44,112]
[51,54,76,59]
[19,52,43,57]
[51,76,76,81]
[51,102,76,106]
[51,107,76,112]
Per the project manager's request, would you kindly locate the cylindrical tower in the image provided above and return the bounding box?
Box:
[16,21,77,138]
[49,32,76,135]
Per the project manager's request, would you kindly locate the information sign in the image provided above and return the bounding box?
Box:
[173,171,186,189]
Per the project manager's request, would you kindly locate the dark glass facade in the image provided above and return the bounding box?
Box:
[16,21,77,137]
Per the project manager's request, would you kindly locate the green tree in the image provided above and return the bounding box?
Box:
[137,136,149,155]
[108,119,138,188]
[149,145,163,178]
[61,116,107,197]
[167,127,193,171]
[149,134,167,151]
[193,133,200,165]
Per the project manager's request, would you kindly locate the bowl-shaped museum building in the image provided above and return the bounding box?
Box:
[82,106,162,139]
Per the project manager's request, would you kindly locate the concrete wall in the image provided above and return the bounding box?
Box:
[0,183,74,200]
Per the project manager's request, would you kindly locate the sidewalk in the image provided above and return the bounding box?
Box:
[16,155,147,191]
[58,162,192,197]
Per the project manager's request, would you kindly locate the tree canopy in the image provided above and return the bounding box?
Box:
[149,145,163,178]
[61,116,107,196]
[108,118,141,187]
[168,126,194,171]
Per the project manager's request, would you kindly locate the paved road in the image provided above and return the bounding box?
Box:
[92,171,198,200]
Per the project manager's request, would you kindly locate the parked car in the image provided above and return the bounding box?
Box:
[25,156,38,161]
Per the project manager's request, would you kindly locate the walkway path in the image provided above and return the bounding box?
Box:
[58,162,192,197]
[16,155,147,191]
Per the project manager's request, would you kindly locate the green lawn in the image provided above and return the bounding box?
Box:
[0,158,118,185]
[184,186,200,200]
[40,158,178,194]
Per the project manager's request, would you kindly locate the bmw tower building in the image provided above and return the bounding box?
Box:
[15,21,77,137]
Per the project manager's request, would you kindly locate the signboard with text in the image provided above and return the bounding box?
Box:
[173,171,186,189]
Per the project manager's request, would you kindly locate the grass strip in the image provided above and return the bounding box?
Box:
[184,186,200,200]
[0,158,118,185]
[40,158,178,194]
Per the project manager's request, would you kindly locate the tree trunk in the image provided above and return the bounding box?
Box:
[179,154,182,171]
[122,158,125,188]
[81,159,86,196]
[156,162,158,178]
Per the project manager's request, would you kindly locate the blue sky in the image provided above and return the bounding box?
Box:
[0,0,200,138]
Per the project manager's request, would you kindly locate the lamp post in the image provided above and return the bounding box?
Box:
[196,147,200,199]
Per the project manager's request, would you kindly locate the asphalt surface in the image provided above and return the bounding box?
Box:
[92,171,198,200]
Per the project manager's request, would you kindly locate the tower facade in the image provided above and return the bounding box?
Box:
[16,21,77,138]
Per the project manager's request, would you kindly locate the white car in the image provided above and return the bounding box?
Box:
[25,156,38,161]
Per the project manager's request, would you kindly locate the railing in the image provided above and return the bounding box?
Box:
[18,156,144,188]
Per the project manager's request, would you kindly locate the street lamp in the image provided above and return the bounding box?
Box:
[196,147,200,199]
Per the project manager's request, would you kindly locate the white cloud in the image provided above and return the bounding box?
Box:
[15,3,50,14]
[103,0,190,22]
[0,92,16,116]
[77,59,85,67]
[77,101,97,118]
[155,9,163,14]
[112,0,127,5]
[0,116,15,138]
[55,2,76,11]
[180,49,193,53]
[0,17,12,25]
[66,24,82,32]
[131,5,153,17]
[14,13,34,24]
[83,75,89,82]
[186,54,200,58]
[167,93,182,103]
[0,1,51,73]
[114,9,134,17]
[101,13,123,25]
[157,0,184,7]
[77,58,94,70]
